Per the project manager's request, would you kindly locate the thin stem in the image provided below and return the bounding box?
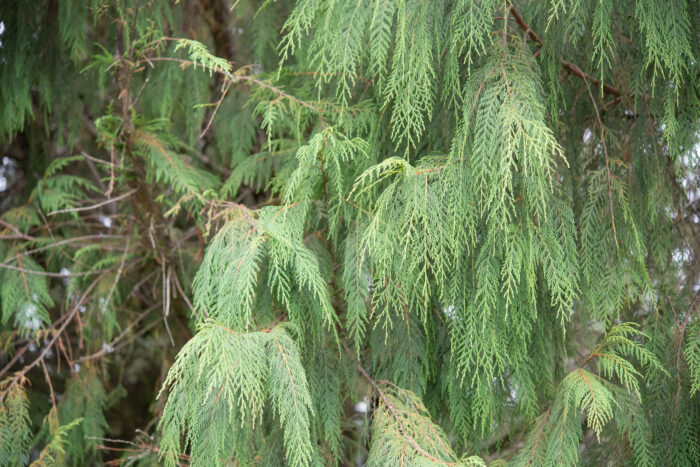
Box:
[0,274,102,402]
[47,189,137,216]
[507,1,622,97]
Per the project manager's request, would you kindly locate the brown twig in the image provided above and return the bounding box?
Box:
[1,234,124,266]
[0,341,31,379]
[0,274,102,402]
[47,189,137,216]
[0,219,34,241]
[0,262,125,278]
[526,407,552,466]
[78,303,161,363]
[137,56,327,129]
[506,1,622,97]
[199,78,233,139]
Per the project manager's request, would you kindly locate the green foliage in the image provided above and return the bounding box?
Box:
[31,157,100,216]
[0,256,54,335]
[635,0,694,90]
[687,319,700,397]
[192,205,336,332]
[158,322,313,466]
[135,126,220,200]
[0,381,32,466]
[0,0,699,465]
[33,413,83,467]
[174,39,233,76]
[367,385,486,466]
[55,368,109,464]
[510,324,661,467]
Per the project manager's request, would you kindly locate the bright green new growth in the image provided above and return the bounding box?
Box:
[510,323,663,467]
[159,323,313,466]
[192,204,336,333]
[1,0,699,465]
[175,39,233,76]
[367,385,486,466]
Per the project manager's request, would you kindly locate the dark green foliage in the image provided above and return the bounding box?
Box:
[0,0,699,465]
[0,381,32,465]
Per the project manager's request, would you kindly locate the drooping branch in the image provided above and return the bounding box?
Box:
[340,339,457,466]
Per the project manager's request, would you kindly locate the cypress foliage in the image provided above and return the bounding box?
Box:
[0,0,699,465]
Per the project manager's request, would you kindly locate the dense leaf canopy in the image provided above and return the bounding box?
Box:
[0,0,699,465]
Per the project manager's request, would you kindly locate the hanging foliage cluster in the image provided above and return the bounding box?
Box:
[1,0,699,465]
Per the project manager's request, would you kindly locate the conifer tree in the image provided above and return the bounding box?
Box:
[1,0,699,465]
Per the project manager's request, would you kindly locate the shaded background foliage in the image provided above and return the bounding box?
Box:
[0,0,699,465]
